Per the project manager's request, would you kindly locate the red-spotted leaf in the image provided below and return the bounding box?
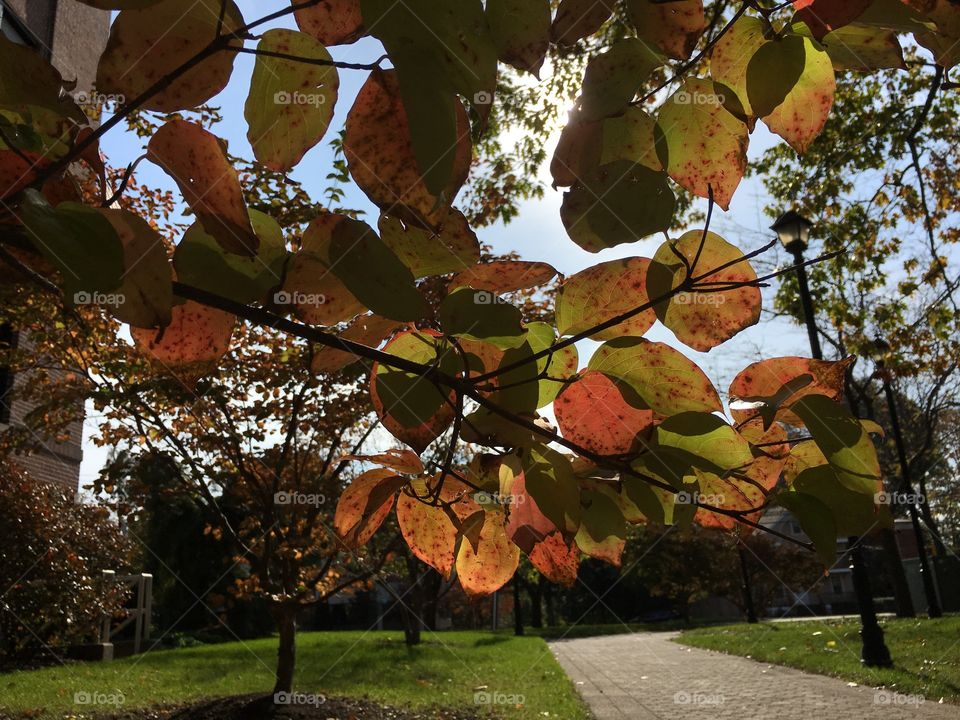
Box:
[554,371,656,457]
[656,78,749,210]
[334,469,407,548]
[487,0,551,76]
[397,484,459,579]
[455,508,520,596]
[551,0,615,45]
[370,330,459,452]
[131,300,235,366]
[710,15,769,121]
[556,257,656,340]
[627,0,706,59]
[647,230,761,351]
[295,0,365,45]
[244,29,339,172]
[344,69,472,228]
[310,315,402,374]
[528,532,579,586]
[792,21,906,71]
[589,337,723,415]
[793,0,872,39]
[379,210,480,279]
[747,34,836,153]
[579,38,664,121]
[575,482,627,566]
[561,161,676,252]
[449,261,557,294]
[147,120,257,257]
[728,356,854,425]
[96,0,243,112]
[97,208,173,329]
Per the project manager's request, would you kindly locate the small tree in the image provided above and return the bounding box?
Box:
[0,460,133,663]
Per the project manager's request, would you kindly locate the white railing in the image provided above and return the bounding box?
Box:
[99,571,153,655]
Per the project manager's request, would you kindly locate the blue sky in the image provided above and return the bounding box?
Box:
[78,1,816,487]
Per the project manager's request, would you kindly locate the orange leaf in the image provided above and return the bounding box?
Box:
[334,469,407,548]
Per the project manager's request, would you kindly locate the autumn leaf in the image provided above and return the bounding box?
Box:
[449,261,557,294]
[295,0,365,45]
[334,469,407,548]
[556,257,656,340]
[487,0,551,76]
[455,507,519,596]
[131,300,235,366]
[551,0,615,45]
[627,0,706,59]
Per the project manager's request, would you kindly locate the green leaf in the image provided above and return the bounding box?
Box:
[589,337,722,415]
[0,36,83,121]
[747,33,835,153]
[626,0,706,60]
[514,445,581,535]
[792,22,906,71]
[557,257,656,341]
[776,491,837,566]
[486,0,551,76]
[579,38,664,121]
[439,288,526,349]
[523,322,579,408]
[789,394,880,495]
[601,107,663,170]
[244,29,339,172]
[19,190,124,299]
[560,160,676,252]
[379,210,480,279]
[575,482,627,566]
[174,210,287,305]
[654,412,754,474]
[328,217,429,322]
[96,0,244,112]
[370,330,459,452]
[98,208,173,329]
[656,78,749,210]
[647,230,761,351]
[710,15,769,120]
[793,465,891,536]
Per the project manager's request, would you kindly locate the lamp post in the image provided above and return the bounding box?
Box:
[771,211,893,668]
[873,343,943,618]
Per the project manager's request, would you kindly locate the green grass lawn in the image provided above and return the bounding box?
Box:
[0,631,589,719]
[677,615,960,704]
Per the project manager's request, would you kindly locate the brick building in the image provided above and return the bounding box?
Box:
[1,0,110,493]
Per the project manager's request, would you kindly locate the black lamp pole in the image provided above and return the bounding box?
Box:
[874,351,943,618]
[772,212,893,668]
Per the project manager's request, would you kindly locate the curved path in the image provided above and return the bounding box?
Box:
[549,632,957,720]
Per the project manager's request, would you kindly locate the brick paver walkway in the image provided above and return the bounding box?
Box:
[550,632,957,719]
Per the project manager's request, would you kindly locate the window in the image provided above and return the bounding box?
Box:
[0,323,15,424]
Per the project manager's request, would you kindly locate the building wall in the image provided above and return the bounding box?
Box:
[0,0,110,493]
[3,0,109,90]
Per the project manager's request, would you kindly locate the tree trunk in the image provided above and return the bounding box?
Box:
[530,577,543,628]
[272,604,297,696]
[513,577,524,636]
[879,527,915,618]
[544,579,558,627]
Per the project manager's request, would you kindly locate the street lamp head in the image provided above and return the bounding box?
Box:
[771,210,813,253]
